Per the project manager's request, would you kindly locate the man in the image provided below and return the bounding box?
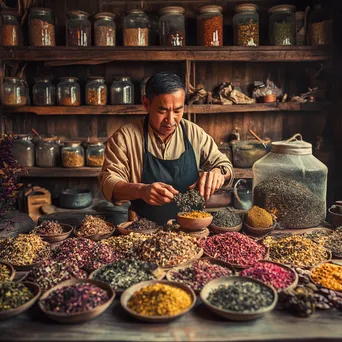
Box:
[99,72,233,224]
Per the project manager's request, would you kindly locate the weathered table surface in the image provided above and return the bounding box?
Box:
[1,300,342,342]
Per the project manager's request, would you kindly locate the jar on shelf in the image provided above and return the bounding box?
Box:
[2,77,28,106]
[28,8,55,46]
[62,141,84,168]
[269,5,296,46]
[198,5,223,47]
[160,6,185,47]
[36,137,60,167]
[253,134,328,229]
[66,10,91,47]
[32,78,56,106]
[110,77,134,104]
[12,134,35,167]
[94,12,116,46]
[86,140,105,167]
[140,77,150,102]
[233,4,259,46]
[123,9,149,46]
[86,77,107,105]
[57,77,81,106]
[0,14,21,46]
[308,5,332,46]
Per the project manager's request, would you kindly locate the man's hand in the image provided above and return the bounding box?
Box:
[141,182,179,206]
[189,169,225,201]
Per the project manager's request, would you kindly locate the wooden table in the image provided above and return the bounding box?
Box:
[1,300,342,341]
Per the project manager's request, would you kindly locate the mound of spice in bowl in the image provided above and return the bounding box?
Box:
[174,189,205,212]
[240,262,296,290]
[321,228,342,257]
[311,263,342,291]
[0,263,12,282]
[207,281,273,312]
[201,232,267,267]
[82,242,118,270]
[178,211,211,219]
[0,234,51,266]
[169,259,233,291]
[26,259,87,292]
[30,221,64,235]
[127,283,192,316]
[212,210,242,228]
[129,218,159,232]
[92,260,158,290]
[246,206,274,228]
[41,283,109,314]
[263,235,329,268]
[77,215,112,237]
[0,282,33,311]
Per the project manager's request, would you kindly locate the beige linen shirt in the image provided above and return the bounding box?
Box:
[99,117,233,205]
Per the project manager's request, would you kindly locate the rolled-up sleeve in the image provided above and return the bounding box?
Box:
[98,131,131,203]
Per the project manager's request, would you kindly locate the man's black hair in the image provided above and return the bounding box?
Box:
[145,72,186,102]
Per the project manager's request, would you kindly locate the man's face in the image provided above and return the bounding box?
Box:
[143,89,185,139]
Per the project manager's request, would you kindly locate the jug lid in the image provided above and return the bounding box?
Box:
[271,134,312,155]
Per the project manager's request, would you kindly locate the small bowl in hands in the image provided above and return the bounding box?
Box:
[0,282,41,321]
[120,280,196,322]
[200,276,278,321]
[209,222,242,234]
[74,221,116,241]
[244,219,277,238]
[0,261,15,281]
[176,212,213,231]
[117,221,159,235]
[35,224,73,243]
[38,278,115,323]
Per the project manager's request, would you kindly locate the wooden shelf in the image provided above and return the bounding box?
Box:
[0,46,332,64]
[21,167,253,179]
[4,102,331,115]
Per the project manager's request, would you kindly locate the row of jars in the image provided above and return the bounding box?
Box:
[0,4,332,48]
[2,76,142,106]
[12,136,105,168]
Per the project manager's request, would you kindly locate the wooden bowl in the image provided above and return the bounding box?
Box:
[0,282,41,321]
[200,276,278,321]
[181,227,210,239]
[327,206,342,228]
[36,224,73,243]
[89,262,166,294]
[166,257,236,293]
[244,220,277,237]
[120,280,196,322]
[0,261,15,281]
[10,261,43,272]
[239,260,298,292]
[176,212,213,231]
[38,278,115,323]
[209,222,242,234]
[74,221,116,241]
[117,221,159,235]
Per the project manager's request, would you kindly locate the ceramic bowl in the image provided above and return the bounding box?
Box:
[0,282,41,321]
[59,189,93,209]
[0,261,15,281]
[166,257,236,293]
[176,212,213,231]
[209,222,242,234]
[244,219,277,237]
[200,276,278,321]
[38,278,115,323]
[120,280,196,322]
[74,221,116,241]
[117,221,159,235]
[36,223,73,243]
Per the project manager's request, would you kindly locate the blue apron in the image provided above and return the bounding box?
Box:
[131,116,198,225]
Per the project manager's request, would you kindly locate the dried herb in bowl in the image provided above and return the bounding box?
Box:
[129,218,159,232]
[30,221,64,236]
[212,210,241,228]
[0,264,12,282]
[0,282,33,311]
[77,215,112,237]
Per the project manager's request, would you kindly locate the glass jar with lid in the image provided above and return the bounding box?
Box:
[253,134,328,229]
[86,77,107,105]
[198,5,223,46]
[233,4,259,46]
[123,9,149,46]
[36,137,60,167]
[160,6,186,46]
[94,12,116,46]
[86,140,105,167]
[308,5,332,45]
[32,78,56,106]
[66,10,91,47]
[0,14,21,46]
[111,77,134,104]
[57,77,80,106]
[62,141,84,168]
[269,5,296,46]
[12,134,35,167]
[28,8,55,46]
[2,77,28,106]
